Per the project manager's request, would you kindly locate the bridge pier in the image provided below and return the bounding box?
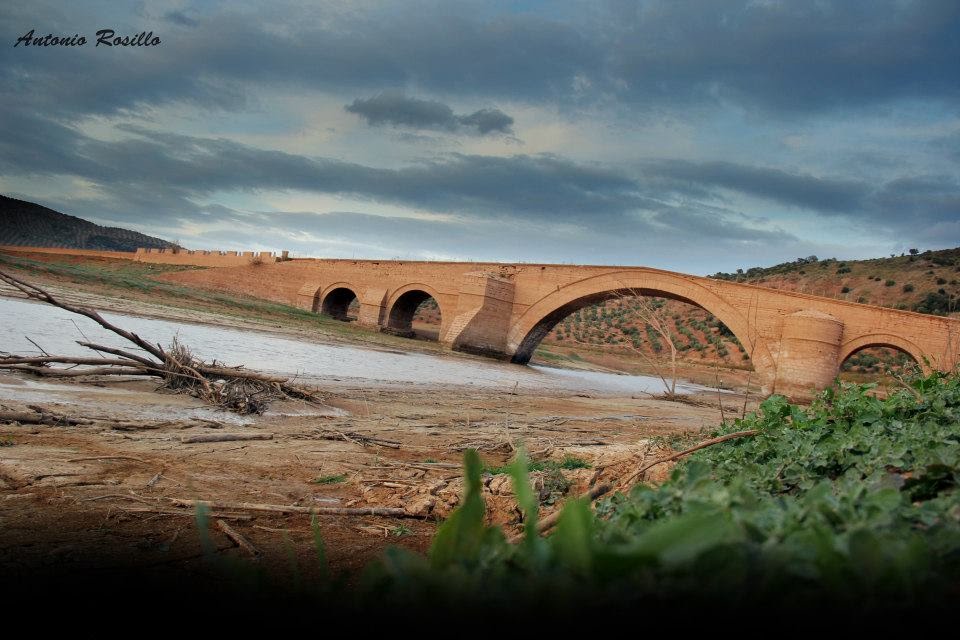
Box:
[773,310,844,402]
[446,272,516,357]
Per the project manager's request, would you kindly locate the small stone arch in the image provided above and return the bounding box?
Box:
[384,283,445,339]
[506,269,777,389]
[318,283,360,321]
[838,333,927,372]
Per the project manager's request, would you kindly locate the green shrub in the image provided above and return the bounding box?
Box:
[360,370,960,613]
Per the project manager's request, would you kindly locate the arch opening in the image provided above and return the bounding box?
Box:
[840,344,920,382]
[511,290,755,381]
[386,290,442,341]
[320,287,359,322]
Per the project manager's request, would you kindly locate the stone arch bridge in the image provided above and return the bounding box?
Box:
[171,258,960,401]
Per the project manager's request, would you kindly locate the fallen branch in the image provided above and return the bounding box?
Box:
[216,519,260,557]
[180,433,274,444]
[0,365,148,378]
[75,341,159,368]
[0,409,92,426]
[68,456,147,463]
[0,356,148,367]
[170,498,411,518]
[620,429,758,486]
[319,430,401,449]
[0,268,326,414]
[125,508,253,521]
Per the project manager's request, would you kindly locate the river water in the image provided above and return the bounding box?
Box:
[0,297,708,396]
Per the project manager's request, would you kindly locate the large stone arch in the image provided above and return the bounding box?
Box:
[318,282,360,320]
[838,333,927,372]
[384,283,448,340]
[506,270,777,387]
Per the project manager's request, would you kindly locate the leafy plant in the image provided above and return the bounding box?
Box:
[362,369,960,613]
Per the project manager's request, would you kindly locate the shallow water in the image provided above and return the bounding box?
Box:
[0,297,708,395]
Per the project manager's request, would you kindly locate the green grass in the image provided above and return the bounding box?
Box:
[313,474,347,485]
[484,455,590,475]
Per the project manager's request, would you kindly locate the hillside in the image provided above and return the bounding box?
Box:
[0,195,176,252]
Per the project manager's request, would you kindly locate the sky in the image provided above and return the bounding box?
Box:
[1,1,959,275]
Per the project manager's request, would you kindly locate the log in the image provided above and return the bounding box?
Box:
[216,519,260,557]
[198,366,288,383]
[170,498,411,518]
[0,365,151,378]
[0,410,92,426]
[0,356,145,367]
[180,433,274,444]
[125,508,253,521]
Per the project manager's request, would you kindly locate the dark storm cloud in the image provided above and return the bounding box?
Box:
[6,1,957,124]
[0,7,599,121]
[457,109,515,135]
[643,159,959,229]
[345,93,514,135]
[607,0,960,112]
[163,11,198,27]
[3,103,956,239]
[644,160,870,214]
[0,108,641,220]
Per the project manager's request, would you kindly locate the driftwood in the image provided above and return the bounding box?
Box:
[0,409,92,426]
[181,433,274,444]
[68,455,146,463]
[619,429,759,486]
[0,268,325,414]
[125,508,253,521]
[319,430,401,449]
[216,519,261,557]
[510,429,760,543]
[170,498,411,518]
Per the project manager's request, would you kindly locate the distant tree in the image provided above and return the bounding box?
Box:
[909,248,919,255]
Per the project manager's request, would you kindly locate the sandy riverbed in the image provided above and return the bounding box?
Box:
[0,281,753,595]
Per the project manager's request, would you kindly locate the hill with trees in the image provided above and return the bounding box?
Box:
[0,195,176,252]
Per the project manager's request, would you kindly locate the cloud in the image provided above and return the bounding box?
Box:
[643,160,870,214]
[163,11,197,27]
[5,1,957,125]
[606,0,960,113]
[0,109,637,220]
[345,92,514,135]
[456,108,514,135]
[2,103,956,245]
